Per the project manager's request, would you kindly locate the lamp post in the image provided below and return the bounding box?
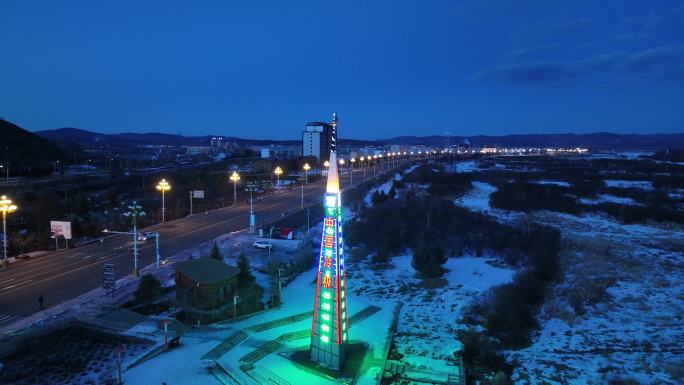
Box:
[156,179,170,224]
[246,182,257,234]
[372,155,377,176]
[303,163,310,184]
[350,158,355,186]
[230,171,240,206]
[123,201,145,277]
[274,166,283,192]
[1,195,17,267]
[323,160,330,177]
[0,165,8,182]
[360,157,366,180]
[339,158,345,184]
[300,173,305,208]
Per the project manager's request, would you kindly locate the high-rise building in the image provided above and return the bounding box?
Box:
[302,113,338,162]
[309,148,349,370]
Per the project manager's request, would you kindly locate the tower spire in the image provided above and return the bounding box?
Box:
[326,151,339,194]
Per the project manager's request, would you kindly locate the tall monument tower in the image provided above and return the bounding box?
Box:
[310,116,349,370]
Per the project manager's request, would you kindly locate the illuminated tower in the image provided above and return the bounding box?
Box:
[310,149,349,370]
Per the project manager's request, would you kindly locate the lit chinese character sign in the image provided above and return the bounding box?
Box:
[311,190,349,356]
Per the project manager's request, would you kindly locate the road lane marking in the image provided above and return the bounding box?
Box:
[1,279,34,291]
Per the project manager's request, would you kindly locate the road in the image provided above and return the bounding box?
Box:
[0,161,412,328]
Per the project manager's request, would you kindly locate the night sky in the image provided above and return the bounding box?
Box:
[1,1,682,139]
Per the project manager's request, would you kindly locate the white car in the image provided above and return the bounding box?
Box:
[253,240,273,250]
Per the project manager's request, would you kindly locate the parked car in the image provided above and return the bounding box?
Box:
[253,240,273,250]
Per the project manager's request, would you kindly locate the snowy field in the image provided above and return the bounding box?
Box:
[441,162,684,384]
[604,179,653,189]
[350,253,514,377]
[509,211,684,384]
[363,172,404,206]
[579,194,641,206]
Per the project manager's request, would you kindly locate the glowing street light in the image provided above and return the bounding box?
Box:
[0,165,8,182]
[1,195,17,267]
[350,158,355,186]
[303,163,311,184]
[360,156,366,179]
[123,201,145,277]
[274,166,283,192]
[156,179,171,223]
[229,171,240,206]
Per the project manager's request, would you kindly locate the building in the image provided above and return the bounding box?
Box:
[302,112,337,163]
[309,148,349,370]
[175,258,239,312]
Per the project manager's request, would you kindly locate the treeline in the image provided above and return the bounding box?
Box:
[344,186,562,382]
[401,163,472,197]
[490,180,684,225]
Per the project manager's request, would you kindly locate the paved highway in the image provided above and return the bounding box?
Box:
[0,163,410,328]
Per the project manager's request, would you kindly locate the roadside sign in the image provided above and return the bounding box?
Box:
[103,263,116,292]
[191,190,204,198]
[50,221,72,239]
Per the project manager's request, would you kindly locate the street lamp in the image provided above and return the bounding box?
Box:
[303,163,310,184]
[230,171,240,206]
[350,158,355,186]
[323,160,330,177]
[360,157,366,179]
[0,195,17,267]
[0,165,8,182]
[123,201,145,277]
[372,155,377,175]
[156,179,171,223]
[274,166,283,192]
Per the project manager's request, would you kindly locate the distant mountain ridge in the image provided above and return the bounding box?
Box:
[36,127,379,147]
[34,127,684,149]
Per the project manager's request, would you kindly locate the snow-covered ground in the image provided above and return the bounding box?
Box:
[454,181,497,213]
[363,172,403,206]
[351,253,514,375]
[604,179,653,189]
[579,194,641,206]
[535,180,570,187]
[509,211,684,385]
[446,160,478,173]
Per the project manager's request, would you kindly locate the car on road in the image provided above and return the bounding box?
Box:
[253,240,273,250]
[137,232,156,242]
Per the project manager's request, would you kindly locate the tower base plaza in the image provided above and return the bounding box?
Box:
[123,265,398,385]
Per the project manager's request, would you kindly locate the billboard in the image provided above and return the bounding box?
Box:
[50,221,72,239]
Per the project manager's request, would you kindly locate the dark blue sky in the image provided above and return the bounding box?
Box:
[1,1,683,139]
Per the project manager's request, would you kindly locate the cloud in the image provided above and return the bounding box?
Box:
[476,45,684,86]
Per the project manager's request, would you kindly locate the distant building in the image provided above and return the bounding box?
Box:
[261,148,271,158]
[186,145,213,155]
[302,113,337,162]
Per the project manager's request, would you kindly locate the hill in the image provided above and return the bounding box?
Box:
[0,119,65,176]
[36,128,379,148]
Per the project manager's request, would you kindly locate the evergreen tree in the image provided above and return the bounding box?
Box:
[133,274,162,305]
[411,241,447,277]
[209,242,222,261]
[237,253,255,288]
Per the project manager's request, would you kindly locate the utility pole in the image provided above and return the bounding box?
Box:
[123,202,145,277]
[246,182,257,234]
